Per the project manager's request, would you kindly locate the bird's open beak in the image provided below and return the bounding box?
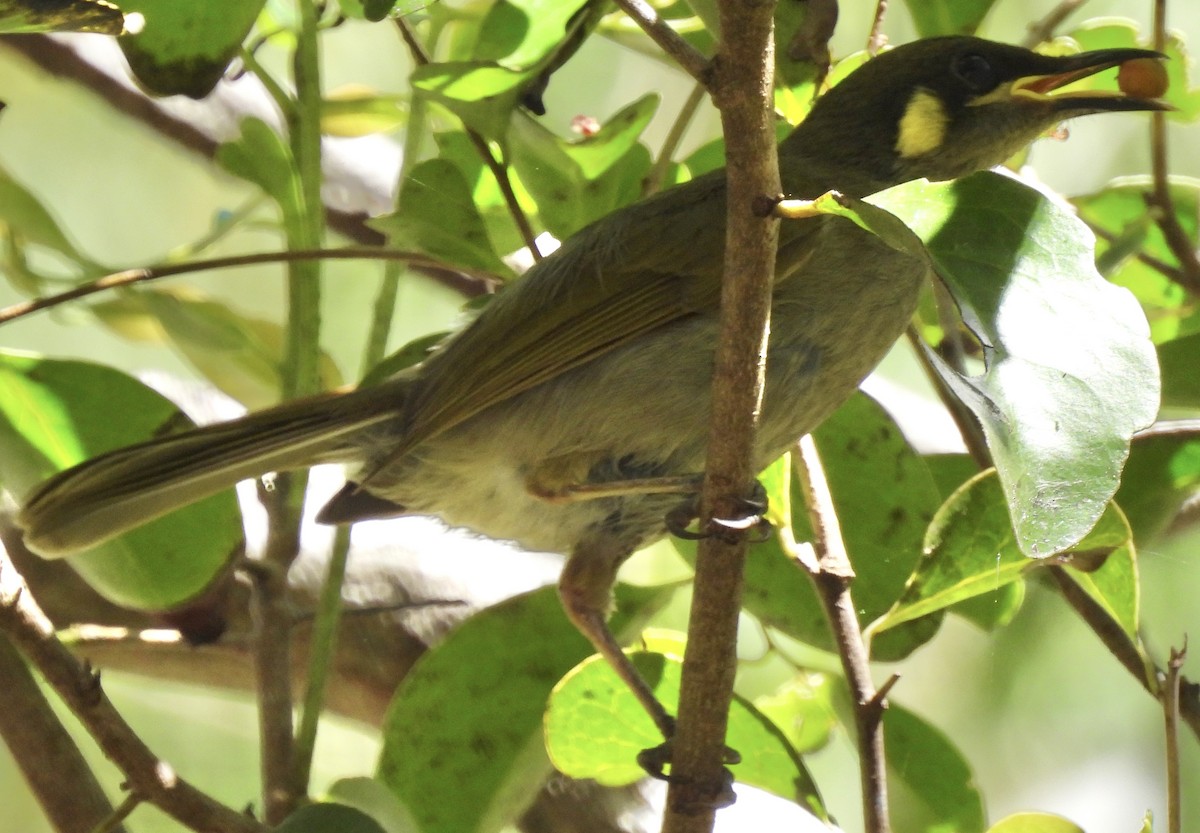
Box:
[1011,48,1171,112]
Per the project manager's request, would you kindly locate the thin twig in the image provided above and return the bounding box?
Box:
[0,248,497,327]
[0,547,268,833]
[610,0,713,85]
[1089,222,1188,286]
[0,635,124,833]
[1146,0,1200,295]
[1022,0,1091,48]
[866,0,889,54]
[290,526,352,795]
[904,326,991,469]
[659,0,779,828]
[793,435,892,833]
[393,16,542,260]
[644,81,709,197]
[1164,639,1187,833]
[92,793,143,833]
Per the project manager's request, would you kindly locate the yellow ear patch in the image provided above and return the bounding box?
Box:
[896,88,949,158]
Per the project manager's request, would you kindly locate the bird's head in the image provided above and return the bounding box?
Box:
[784,36,1169,194]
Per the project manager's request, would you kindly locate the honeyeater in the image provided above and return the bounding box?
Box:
[18,36,1166,738]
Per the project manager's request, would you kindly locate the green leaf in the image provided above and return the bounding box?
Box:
[432,131,539,255]
[1056,513,1141,642]
[872,471,1129,633]
[474,0,589,69]
[0,351,239,609]
[872,173,1160,558]
[321,90,408,137]
[91,289,342,409]
[752,671,837,755]
[545,651,826,817]
[509,96,658,239]
[0,0,125,34]
[118,0,266,98]
[274,802,389,833]
[216,118,306,230]
[376,583,670,833]
[741,393,943,660]
[903,0,997,36]
[411,61,533,144]
[986,812,1085,833]
[1159,333,1200,409]
[1117,431,1200,542]
[371,159,513,278]
[0,163,96,268]
[1073,176,1200,343]
[885,705,985,833]
[323,778,419,833]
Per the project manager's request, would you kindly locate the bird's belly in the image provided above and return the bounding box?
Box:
[364,223,926,554]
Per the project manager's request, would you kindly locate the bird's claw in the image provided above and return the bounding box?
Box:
[665,484,771,543]
[636,741,740,808]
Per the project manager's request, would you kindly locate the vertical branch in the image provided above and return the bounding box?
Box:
[660,0,779,829]
[793,436,893,833]
[253,0,327,821]
[1164,641,1187,833]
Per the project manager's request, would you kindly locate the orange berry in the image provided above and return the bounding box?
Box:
[1117,58,1169,99]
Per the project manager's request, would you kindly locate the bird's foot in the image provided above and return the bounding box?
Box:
[637,741,741,807]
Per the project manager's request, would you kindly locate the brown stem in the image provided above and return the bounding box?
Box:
[866,0,889,54]
[659,1,779,829]
[0,635,125,833]
[0,248,497,327]
[393,16,542,260]
[1022,0,1091,47]
[0,546,267,833]
[793,435,892,833]
[1145,0,1200,296]
[904,325,991,469]
[610,0,713,85]
[1164,640,1186,833]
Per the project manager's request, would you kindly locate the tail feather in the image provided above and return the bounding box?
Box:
[18,388,398,557]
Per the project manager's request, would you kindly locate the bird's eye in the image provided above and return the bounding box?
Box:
[953,53,997,92]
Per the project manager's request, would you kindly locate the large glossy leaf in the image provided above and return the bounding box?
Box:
[117,0,265,98]
[872,173,1160,557]
[0,351,240,609]
[376,583,670,833]
[545,650,826,817]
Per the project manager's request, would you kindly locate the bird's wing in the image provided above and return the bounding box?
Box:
[372,172,742,467]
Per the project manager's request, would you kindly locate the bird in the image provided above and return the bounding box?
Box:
[18,36,1166,740]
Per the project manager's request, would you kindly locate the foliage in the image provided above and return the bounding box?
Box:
[0,1,1197,833]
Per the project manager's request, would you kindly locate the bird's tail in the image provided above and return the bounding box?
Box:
[17,386,400,557]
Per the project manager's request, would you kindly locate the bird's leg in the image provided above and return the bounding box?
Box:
[558,533,677,741]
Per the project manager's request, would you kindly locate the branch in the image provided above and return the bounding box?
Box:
[0,544,268,833]
[392,16,543,260]
[0,635,125,833]
[1145,0,1200,296]
[793,435,893,833]
[0,248,497,328]
[610,0,713,85]
[1164,640,1186,833]
[660,1,779,828]
[1022,0,1092,47]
